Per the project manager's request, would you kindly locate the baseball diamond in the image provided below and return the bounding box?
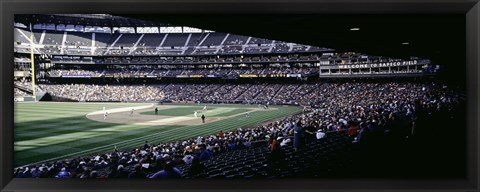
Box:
[14,102,301,167]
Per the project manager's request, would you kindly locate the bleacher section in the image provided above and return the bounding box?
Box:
[14,29,35,44]
[272,42,290,53]
[165,131,352,178]
[42,31,64,45]
[224,34,249,45]
[108,33,122,46]
[201,33,227,46]
[187,33,205,46]
[32,29,43,44]
[163,33,189,47]
[115,34,140,47]
[66,32,92,47]
[248,37,273,45]
[138,34,166,47]
[255,84,283,101]
[244,46,270,54]
[94,33,112,47]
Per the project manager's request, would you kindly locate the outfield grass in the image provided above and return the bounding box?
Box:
[14,102,301,167]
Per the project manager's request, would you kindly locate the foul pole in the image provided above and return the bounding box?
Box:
[29,33,37,102]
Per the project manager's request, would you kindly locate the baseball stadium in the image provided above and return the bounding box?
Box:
[13,14,466,179]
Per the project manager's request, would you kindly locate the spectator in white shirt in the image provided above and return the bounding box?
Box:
[316,129,326,139]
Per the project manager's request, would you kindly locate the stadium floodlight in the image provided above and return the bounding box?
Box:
[402,42,410,45]
[350,27,360,31]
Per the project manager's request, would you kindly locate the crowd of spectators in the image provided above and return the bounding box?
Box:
[65,40,89,48]
[15,88,29,97]
[40,45,62,54]
[248,37,272,45]
[220,84,253,102]
[106,49,131,55]
[236,84,268,101]
[46,67,321,78]
[14,78,32,89]
[218,45,244,54]
[38,81,461,111]
[14,78,44,97]
[272,42,290,53]
[39,83,296,102]
[254,84,283,101]
[103,68,154,77]
[206,84,238,102]
[292,45,309,52]
[163,84,223,102]
[38,84,165,102]
[45,52,375,65]
[243,46,271,54]
[262,67,318,75]
[48,69,102,77]
[133,48,158,56]
[270,84,302,104]
[15,81,463,178]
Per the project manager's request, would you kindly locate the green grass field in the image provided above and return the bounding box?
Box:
[14,102,301,167]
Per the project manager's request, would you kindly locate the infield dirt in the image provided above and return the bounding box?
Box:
[86,104,274,126]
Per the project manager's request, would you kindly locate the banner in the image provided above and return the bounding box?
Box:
[189,74,204,78]
[205,74,217,78]
[270,74,286,78]
[287,74,302,78]
[176,75,189,78]
[14,71,26,77]
[321,60,424,70]
[146,75,157,78]
[239,74,258,78]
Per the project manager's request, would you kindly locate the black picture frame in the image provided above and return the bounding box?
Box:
[1,0,479,192]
